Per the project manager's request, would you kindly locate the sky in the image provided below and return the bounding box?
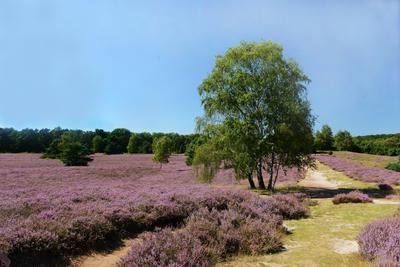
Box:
[0,0,399,135]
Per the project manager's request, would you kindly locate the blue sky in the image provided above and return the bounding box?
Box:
[0,0,399,135]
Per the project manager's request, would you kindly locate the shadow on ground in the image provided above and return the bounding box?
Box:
[300,187,391,199]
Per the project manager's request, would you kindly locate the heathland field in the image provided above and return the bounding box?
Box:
[1,152,399,267]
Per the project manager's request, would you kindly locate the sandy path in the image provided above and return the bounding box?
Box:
[373,199,400,205]
[73,239,135,267]
[298,169,340,189]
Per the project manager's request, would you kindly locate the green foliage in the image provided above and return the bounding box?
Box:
[184,134,204,166]
[41,139,61,159]
[334,130,354,151]
[385,162,400,172]
[0,127,197,156]
[314,124,334,151]
[152,136,173,166]
[353,134,400,156]
[104,128,131,154]
[58,133,93,166]
[131,132,153,153]
[192,140,224,183]
[127,134,138,154]
[92,135,105,153]
[197,41,315,190]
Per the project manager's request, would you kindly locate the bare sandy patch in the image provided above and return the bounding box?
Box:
[73,239,135,267]
[333,239,359,254]
[299,170,340,189]
[373,199,400,205]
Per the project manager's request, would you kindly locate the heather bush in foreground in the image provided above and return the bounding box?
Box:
[119,193,309,266]
[358,217,400,265]
[119,201,289,267]
[332,191,373,205]
[119,228,214,267]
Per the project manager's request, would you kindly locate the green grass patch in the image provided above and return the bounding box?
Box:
[219,199,399,267]
[316,162,377,189]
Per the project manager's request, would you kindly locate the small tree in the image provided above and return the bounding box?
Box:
[127,133,138,154]
[314,124,334,151]
[152,136,172,168]
[59,133,92,166]
[334,130,354,151]
[41,139,61,159]
[92,135,105,153]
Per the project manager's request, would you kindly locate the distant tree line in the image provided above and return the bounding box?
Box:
[314,124,400,156]
[0,127,198,155]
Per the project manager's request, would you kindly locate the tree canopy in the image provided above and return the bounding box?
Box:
[334,130,354,151]
[195,41,315,190]
[314,124,334,151]
[152,136,173,167]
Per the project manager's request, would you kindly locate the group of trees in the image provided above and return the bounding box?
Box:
[314,125,400,156]
[0,127,196,155]
[314,125,355,151]
[353,134,400,156]
[0,127,196,166]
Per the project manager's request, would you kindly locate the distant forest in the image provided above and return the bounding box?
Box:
[352,133,400,156]
[0,127,398,157]
[0,127,198,155]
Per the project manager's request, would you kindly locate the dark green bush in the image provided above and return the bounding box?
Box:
[58,133,92,166]
[386,162,400,172]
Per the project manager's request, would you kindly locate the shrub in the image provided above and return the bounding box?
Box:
[264,193,310,219]
[59,141,92,166]
[379,183,394,191]
[386,162,400,172]
[358,217,400,264]
[332,191,372,205]
[120,207,283,267]
[120,192,309,266]
[375,257,399,267]
[119,228,215,267]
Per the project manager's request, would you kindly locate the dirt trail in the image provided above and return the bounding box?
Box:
[298,169,341,189]
[73,239,134,267]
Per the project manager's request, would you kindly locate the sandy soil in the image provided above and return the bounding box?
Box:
[373,199,400,205]
[333,239,359,254]
[73,239,135,267]
[298,169,341,189]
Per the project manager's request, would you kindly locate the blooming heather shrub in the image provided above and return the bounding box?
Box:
[264,193,310,219]
[0,154,309,265]
[358,217,400,264]
[386,194,400,200]
[375,257,400,267]
[119,228,214,267]
[120,206,284,267]
[332,191,373,205]
[316,154,400,185]
[239,218,283,255]
[60,216,118,252]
